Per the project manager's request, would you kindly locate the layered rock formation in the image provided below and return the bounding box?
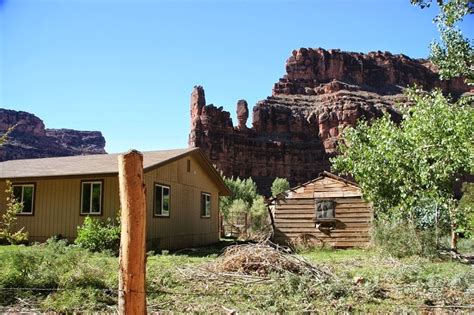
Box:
[0,108,106,161]
[189,48,470,195]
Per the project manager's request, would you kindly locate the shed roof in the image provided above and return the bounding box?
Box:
[0,147,231,195]
[268,171,359,203]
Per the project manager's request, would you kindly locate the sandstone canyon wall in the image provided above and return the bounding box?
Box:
[189,48,470,195]
[0,108,106,161]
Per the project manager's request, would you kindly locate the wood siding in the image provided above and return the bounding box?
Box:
[273,176,373,248]
[0,154,221,250]
[144,154,220,249]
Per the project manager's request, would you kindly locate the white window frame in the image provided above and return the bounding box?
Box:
[12,184,35,214]
[201,192,211,218]
[81,181,102,215]
[154,184,170,217]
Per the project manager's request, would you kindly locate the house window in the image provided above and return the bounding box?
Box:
[12,184,35,214]
[81,181,102,215]
[315,199,336,221]
[201,193,211,217]
[154,184,170,217]
[187,159,191,172]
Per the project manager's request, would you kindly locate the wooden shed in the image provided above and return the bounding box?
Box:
[271,171,373,248]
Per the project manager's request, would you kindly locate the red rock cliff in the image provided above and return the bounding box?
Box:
[0,108,106,161]
[189,48,470,195]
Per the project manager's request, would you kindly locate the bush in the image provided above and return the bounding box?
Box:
[0,181,29,244]
[75,216,120,255]
[373,219,440,258]
[249,195,270,233]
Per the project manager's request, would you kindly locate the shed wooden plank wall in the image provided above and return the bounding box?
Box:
[273,176,373,248]
[0,154,221,250]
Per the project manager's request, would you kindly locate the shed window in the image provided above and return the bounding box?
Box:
[201,193,211,217]
[81,181,102,215]
[315,199,336,221]
[154,184,170,217]
[12,184,35,214]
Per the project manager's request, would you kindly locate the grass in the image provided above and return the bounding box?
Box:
[0,239,473,313]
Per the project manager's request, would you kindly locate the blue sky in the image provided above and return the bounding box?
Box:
[0,0,472,153]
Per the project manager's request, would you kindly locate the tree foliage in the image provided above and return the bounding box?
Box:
[220,176,269,236]
[331,89,473,232]
[331,0,474,250]
[412,0,473,82]
[220,176,260,220]
[271,177,290,198]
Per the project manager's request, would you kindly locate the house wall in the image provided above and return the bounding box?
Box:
[0,175,119,241]
[144,154,220,249]
[273,176,373,248]
[0,154,221,249]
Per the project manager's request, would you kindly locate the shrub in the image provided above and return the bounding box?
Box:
[249,195,270,233]
[0,181,29,244]
[75,216,120,255]
[373,219,439,258]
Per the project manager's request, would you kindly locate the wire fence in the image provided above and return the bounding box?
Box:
[1,286,473,310]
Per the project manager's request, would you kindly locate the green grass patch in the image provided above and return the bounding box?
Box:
[0,241,472,313]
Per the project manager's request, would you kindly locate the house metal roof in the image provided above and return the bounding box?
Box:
[0,148,197,179]
[0,147,231,195]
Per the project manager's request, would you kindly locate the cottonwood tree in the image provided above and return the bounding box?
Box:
[411,0,473,83]
[332,90,473,248]
[332,0,473,250]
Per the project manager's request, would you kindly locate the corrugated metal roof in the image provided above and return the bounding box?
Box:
[0,148,197,179]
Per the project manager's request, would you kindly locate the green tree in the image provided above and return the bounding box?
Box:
[271,177,290,198]
[411,0,473,83]
[332,89,473,249]
[220,176,270,237]
[220,176,260,220]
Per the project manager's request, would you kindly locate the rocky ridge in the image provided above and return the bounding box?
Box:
[0,108,106,161]
[189,48,471,195]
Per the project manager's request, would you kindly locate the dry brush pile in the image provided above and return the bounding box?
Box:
[180,242,332,284]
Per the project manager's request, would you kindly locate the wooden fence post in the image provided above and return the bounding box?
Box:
[118,150,147,315]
